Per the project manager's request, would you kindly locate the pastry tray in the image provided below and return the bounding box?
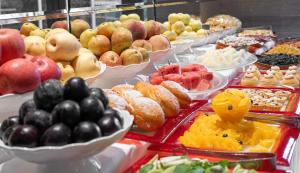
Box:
[124,100,207,143]
[124,143,287,173]
[162,110,300,167]
[207,86,300,114]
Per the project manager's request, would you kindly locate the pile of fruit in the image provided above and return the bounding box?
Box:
[0,77,123,147]
[80,14,170,67]
[150,64,213,91]
[162,13,207,41]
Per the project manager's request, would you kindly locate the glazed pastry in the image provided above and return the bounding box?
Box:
[241,73,258,86]
[106,93,130,111]
[114,89,143,103]
[134,81,180,117]
[288,65,298,71]
[111,84,134,93]
[270,66,283,79]
[260,74,277,87]
[280,75,300,88]
[129,97,165,131]
[266,70,280,80]
[286,70,300,80]
[247,68,261,79]
[160,80,192,108]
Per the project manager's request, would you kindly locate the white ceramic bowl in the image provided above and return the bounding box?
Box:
[149,48,173,63]
[0,110,133,164]
[84,62,107,86]
[171,39,194,54]
[91,60,150,88]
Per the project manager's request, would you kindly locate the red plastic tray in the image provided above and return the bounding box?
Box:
[125,100,207,143]
[125,143,286,173]
[204,86,300,115]
[163,110,300,167]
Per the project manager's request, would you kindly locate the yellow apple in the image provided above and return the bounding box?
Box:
[185,26,193,32]
[120,48,143,65]
[80,29,97,48]
[72,51,101,79]
[168,13,180,25]
[57,62,76,83]
[20,23,39,36]
[30,29,46,38]
[128,13,140,21]
[24,36,46,56]
[163,21,171,30]
[162,31,177,41]
[88,35,111,57]
[120,14,129,22]
[180,14,191,25]
[171,21,185,35]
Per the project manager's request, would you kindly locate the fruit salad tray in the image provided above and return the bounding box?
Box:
[162,110,300,167]
[125,143,281,173]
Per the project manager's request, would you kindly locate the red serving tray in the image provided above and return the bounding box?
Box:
[207,86,300,115]
[125,100,207,143]
[163,110,300,168]
[125,143,287,173]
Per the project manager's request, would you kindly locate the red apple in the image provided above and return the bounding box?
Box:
[0,29,25,65]
[0,58,41,95]
[25,54,61,82]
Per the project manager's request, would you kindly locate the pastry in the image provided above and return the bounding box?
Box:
[266,70,280,80]
[129,97,165,131]
[247,67,261,79]
[270,66,283,79]
[134,81,180,117]
[106,92,130,111]
[280,75,299,88]
[274,90,291,97]
[111,84,134,93]
[114,89,143,103]
[160,80,192,108]
[241,73,258,86]
[260,74,277,87]
[286,70,300,80]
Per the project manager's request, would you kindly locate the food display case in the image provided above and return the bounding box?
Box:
[0,0,300,173]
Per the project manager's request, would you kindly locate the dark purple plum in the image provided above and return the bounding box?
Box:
[80,97,104,122]
[51,100,81,128]
[24,110,53,133]
[19,99,36,124]
[33,79,64,112]
[103,108,123,126]
[89,88,109,108]
[98,115,121,136]
[0,116,19,139]
[8,125,39,147]
[72,122,101,143]
[64,77,89,102]
[40,123,71,146]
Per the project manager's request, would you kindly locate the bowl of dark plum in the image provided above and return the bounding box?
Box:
[0,77,133,165]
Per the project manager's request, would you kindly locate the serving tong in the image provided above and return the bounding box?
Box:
[148,143,277,171]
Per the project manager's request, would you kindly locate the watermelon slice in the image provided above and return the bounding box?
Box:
[195,79,212,91]
[182,64,207,72]
[151,72,161,78]
[181,76,194,90]
[150,76,164,85]
[158,64,180,75]
[164,74,182,83]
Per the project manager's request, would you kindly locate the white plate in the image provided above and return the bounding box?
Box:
[149,48,173,63]
[91,60,150,88]
[0,110,133,164]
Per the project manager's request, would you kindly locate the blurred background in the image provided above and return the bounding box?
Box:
[0,0,299,37]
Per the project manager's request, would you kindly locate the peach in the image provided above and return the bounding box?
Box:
[51,20,68,30]
[122,20,147,40]
[144,20,161,39]
[96,22,115,39]
[88,35,111,57]
[131,40,152,51]
[149,35,170,51]
[111,27,133,55]
[120,48,143,65]
[71,19,91,38]
[100,51,122,67]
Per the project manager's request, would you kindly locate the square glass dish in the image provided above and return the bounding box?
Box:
[162,110,300,167]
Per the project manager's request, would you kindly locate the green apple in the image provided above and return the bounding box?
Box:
[180,14,191,25]
[185,26,193,32]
